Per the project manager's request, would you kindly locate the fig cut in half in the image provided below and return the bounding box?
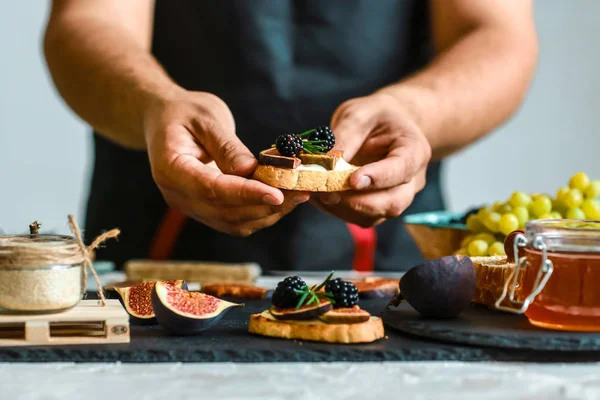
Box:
[319,306,370,324]
[269,299,333,321]
[387,255,476,319]
[111,280,187,324]
[151,281,243,335]
[353,278,399,299]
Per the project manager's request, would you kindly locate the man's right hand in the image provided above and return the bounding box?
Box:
[144,90,309,236]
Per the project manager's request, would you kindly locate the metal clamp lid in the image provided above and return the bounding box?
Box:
[494,233,554,314]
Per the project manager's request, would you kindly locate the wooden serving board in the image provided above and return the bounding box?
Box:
[124,259,262,285]
[0,300,130,347]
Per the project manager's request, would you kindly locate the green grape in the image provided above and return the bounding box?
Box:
[466,215,486,233]
[491,201,504,212]
[499,213,519,235]
[531,196,552,217]
[495,203,512,214]
[454,248,468,255]
[530,192,543,200]
[512,206,529,228]
[569,171,591,191]
[538,213,553,219]
[508,191,532,208]
[474,232,496,245]
[468,239,489,257]
[482,212,501,233]
[566,207,586,220]
[550,211,563,219]
[584,180,600,198]
[563,189,583,209]
[477,207,492,219]
[582,198,600,220]
[552,198,566,215]
[460,234,474,249]
[556,186,570,203]
[489,241,506,256]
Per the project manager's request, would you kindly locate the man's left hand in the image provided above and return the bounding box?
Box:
[312,92,432,227]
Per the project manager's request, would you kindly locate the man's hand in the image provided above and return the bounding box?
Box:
[312,93,432,228]
[144,91,309,236]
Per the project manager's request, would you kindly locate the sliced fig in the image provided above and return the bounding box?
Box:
[320,306,370,324]
[151,281,243,335]
[269,299,332,321]
[298,150,341,170]
[387,255,476,319]
[353,278,399,299]
[259,148,301,169]
[111,280,187,325]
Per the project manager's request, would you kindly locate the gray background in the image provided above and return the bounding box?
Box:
[1,1,598,235]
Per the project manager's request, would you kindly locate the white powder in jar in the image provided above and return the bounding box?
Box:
[0,265,83,312]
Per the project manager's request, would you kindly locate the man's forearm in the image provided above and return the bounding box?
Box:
[44,9,179,150]
[381,25,538,161]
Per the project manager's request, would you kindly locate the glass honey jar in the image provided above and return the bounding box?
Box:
[495,219,600,332]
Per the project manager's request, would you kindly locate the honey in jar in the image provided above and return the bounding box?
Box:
[501,220,600,332]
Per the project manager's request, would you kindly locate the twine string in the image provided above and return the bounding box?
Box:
[67,215,120,306]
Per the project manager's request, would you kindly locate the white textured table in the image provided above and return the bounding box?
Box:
[2,361,600,400]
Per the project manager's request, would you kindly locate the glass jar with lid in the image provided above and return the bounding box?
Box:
[496,219,600,331]
[0,234,84,313]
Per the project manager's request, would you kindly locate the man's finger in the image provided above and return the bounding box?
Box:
[314,183,415,224]
[217,191,309,223]
[168,153,285,206]
[349,146,417,190]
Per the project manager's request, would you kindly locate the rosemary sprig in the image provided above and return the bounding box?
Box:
[293,271,336,309]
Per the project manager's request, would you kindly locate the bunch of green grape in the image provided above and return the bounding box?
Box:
[456,172,600,257]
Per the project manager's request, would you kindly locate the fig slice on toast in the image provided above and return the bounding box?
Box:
[319,306,370,324]
[269,299,333,320]
[259,148,301,169]
[298,150,342,170]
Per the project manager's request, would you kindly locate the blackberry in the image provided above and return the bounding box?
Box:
[325,278,359,308]
[275,134,303,157]
[308,126,335,151]
[271,276,307,308]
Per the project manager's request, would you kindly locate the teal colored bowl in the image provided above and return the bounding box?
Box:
[403,210,471,259]
[403,210,470,230]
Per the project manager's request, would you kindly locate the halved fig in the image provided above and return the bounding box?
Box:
[151,281,243,335]
[259,148,301,169]
[269,299,332,321]
[110,280,187,325]
[319,306,370,324]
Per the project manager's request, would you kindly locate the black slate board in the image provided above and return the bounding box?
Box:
[382,303,600,352]
[1,297,600,363]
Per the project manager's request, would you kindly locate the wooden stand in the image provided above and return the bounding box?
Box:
[0,300,130,347]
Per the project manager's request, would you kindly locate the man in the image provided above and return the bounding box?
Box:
[43,1,538,272]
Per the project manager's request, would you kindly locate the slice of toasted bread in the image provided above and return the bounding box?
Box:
[200,283,272,300]
[252,164,359,192]
[471,255,523,309]
[248,310,385,344]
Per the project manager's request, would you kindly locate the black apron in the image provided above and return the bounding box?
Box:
[84,0,446,272]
